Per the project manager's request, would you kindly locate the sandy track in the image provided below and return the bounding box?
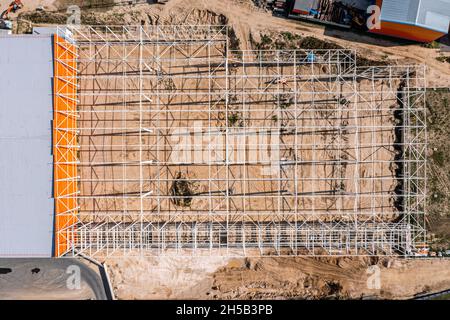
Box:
[105,254,450,299]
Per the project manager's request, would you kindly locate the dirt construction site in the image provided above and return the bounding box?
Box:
[62,24,425,257]
[8,0,450,299]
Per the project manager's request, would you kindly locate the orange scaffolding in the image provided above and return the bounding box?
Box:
[53,35,79,257]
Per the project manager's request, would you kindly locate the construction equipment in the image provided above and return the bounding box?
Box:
[0,0,23,30]
[1,0,23,19]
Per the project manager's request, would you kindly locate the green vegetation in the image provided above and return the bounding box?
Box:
[279,101,291,109]
[254,33,387,66]
[228,27,241,52]
[281,31,301,42]
[436,56,450,64]
[426,89,450,250]
[432,150,445,167]
[170,172,194,207]
[228,112,244,127]
[431,293,450,301]
[299,36,341,50]
[422,41,440,49]
[260,34,273,46]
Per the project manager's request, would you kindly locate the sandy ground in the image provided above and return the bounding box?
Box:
[69,25,404,258]
[76,43,399,222]
[105,255,450,300]
[11,0,449,299]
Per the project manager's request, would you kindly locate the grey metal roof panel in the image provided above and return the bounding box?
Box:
[380,0,450,33]
[380,0,420,24]
[416,0,450,33]
[32,27,59,35]
[0,36,54,257]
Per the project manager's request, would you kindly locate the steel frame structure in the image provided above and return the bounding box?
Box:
[54,25,427,257]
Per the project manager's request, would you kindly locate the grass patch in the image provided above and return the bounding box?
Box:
[281,31,301,42]
[422,41,440,49]
[170,172,194,207]
[255,33,388,66]
[228,112,244,127]
[431,293,450,301]
[436,56,450,64]
[432,150,445,167]
[426,90,450,247]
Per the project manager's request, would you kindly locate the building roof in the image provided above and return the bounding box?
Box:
[0,35,54,257]
[380,0,450,33]
[293,0,320,12]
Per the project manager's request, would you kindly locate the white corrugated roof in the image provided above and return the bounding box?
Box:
[380,0,450,33]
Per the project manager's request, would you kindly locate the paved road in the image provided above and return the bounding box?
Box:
[0,258,108,300]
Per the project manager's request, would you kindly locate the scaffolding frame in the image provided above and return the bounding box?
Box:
[54,25,427,257]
